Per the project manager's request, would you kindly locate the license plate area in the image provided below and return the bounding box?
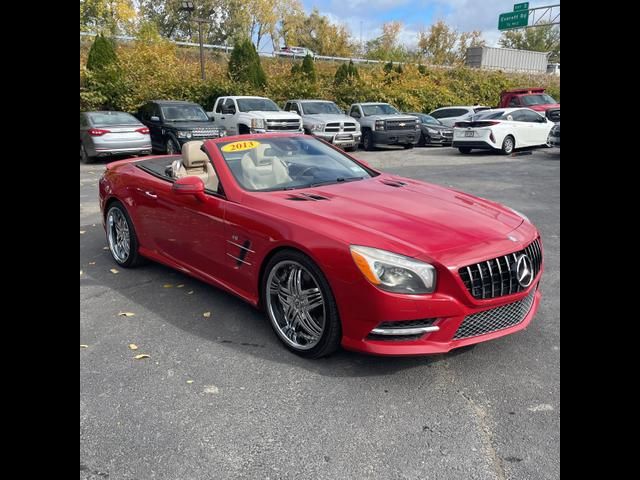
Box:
[465,131,475,137]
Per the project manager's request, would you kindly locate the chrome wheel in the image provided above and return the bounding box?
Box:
[266,260,326,350]
[107,207,131,264]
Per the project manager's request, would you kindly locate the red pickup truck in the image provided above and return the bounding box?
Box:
[499,88,559,113]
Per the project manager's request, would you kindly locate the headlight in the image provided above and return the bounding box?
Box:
[426,127,439,134]
[508,207,530,223]
[350,245,436,294]
[176,131,192,139]
[415,121,422,130]
[310,123,324,132]
[251,118,265,129]
[375,120,385,131]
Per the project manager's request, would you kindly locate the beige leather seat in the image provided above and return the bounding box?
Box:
[241,144,291,190]
[172,141,219,192]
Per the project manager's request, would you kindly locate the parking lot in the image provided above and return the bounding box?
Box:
[80,145,559,480]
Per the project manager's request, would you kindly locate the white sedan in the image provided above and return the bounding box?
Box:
[452,108,554,155]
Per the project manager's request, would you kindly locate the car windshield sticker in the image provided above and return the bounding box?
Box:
[222,140,261,153]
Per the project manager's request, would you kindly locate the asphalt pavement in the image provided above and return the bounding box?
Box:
[80,144,560,480]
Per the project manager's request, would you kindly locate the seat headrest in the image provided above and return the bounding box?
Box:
[181,141,207,168]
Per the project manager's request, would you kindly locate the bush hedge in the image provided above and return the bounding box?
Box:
[80,38,560,114]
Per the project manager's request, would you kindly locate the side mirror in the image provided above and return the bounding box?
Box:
[172,176,206,202]
[150,116,160,122]
[207,113,215,120]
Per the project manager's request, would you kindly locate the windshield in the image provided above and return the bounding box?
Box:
[237,98,280,112]
[471,110,507,120]
[302,102,342,115]
[521,94,557,106]
[409,114,441,125]
[88,112,139,126]
[217,137,375,192]
[161,105,208,121]
[362,104,399,116]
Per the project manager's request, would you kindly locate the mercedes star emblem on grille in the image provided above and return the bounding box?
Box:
[515,254,534,287]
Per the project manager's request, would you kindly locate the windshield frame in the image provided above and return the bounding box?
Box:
[215,136,378,193]
[161,104,209,122]
[236,98,281,112]
[301,101,343,115]
[362,104,399,116]
[521,94,557,106]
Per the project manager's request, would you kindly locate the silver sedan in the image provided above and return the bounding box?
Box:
[80,111,152,163]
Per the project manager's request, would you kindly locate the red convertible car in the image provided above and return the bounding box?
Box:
[99,133,543,358]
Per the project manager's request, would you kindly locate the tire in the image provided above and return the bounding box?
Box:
[458,147,472,154]
[362,130,375,151]
[80,142,93,164]
[501,135,515,155]
[239,124,250,135]
[105,201,146,268]
[403,144,414,150]
[262,249,341,358]
[417,132,427,147]
[166,138,180,155]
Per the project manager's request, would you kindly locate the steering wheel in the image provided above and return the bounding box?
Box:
[297,166,320,178]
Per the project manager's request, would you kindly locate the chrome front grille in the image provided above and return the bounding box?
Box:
[459,238,542,299]
[191,128,224,137]
[453,288,536,340]
[385,119,416,130]
[266,119,301,131]
[324,122,358,133]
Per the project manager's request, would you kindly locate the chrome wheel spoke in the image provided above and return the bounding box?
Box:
[266,260,326,350]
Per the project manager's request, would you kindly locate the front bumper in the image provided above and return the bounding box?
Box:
[250,128,304,134]
[549,134,560,147]
[423,130,453,145]
[176,135,225,145]
[330,228,543,356]
[372,130,419,146]
[313,131,362,147]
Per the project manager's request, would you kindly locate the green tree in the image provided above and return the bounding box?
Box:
[499,24,560,62]
[86,34,118,71]
[347,60,359,80]
[301,54,316,82]
[80,0,137,34]
[334,63,348,85]
[228,38,267,87]
[279,8,355,57]
[366,21,409,61]
[418,20,485,65]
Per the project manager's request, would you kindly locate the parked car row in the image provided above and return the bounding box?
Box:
[81,90,559,163]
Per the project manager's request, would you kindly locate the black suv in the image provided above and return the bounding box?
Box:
[137,100,226,154]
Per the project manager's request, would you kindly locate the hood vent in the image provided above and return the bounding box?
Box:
[379,179,407,188]
[286,192,329,201]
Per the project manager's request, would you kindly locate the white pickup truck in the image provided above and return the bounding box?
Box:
[209,96,303,136]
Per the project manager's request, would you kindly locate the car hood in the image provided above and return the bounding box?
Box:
[302,114,357,124]
[366,114,418,122]
[244,111,302,120]
[260,175,523,257]
[164,121,223,130]
[422,123,452,132]
[528,103,560,112]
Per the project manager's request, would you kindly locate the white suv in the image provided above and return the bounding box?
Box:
[209,96,303,136]
[429,106,490,127]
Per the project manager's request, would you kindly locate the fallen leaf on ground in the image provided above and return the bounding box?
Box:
[203,312,211,318]
[80,230,86,234]
[80,344,88,349]
[110,268,119,274]
[89,262,96,265]
[134,354,150,360]
[163,284,173,288]
[187,291,194,295]
[80,270,84,276]
[128,343,138,350]
[186,380,194,384]
[118,312,135,317]
[176,284,185,288]
[103,246,109,250]
[203,385,219,394]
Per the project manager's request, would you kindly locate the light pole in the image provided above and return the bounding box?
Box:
[179,1,206,81]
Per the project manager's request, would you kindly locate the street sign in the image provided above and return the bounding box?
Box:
[514,2,529,11]
[498,10,529,30]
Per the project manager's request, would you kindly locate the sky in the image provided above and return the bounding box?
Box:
[301,0,560,49]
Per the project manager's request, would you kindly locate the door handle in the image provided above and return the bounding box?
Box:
[220,117,225,120]
[144,191,157,199]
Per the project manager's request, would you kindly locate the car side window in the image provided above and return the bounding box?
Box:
[432,109,453,119]
[80,114,87,127]
[215,98,225,113]
[508,97,521,107]
[223,98,236,113]
[509,110,525,122]
[350,106,361,118]
[289,103,301,115]
[153,104,162,120]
